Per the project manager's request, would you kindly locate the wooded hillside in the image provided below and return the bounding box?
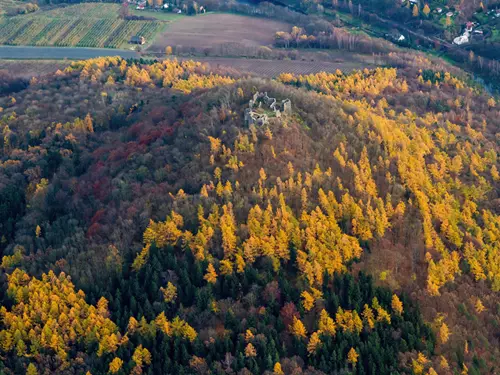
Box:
[0,56,498,374]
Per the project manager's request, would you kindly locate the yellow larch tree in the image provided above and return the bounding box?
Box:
[475,298,485,313]
[132,244,150,272]
[26,363,38,375]
[439,322,450,344]
[307,331,322,354]
[318,309,336,335]
[160,282,177,303]
[244,343,257,357]
[347,347,359,366]
[220,203,238,259]
[131,345,152,373]
[219,259,233,275]
[372,297,391,324]
[301,290,315,312]
[108,357,123,374]
[391,294,403,315]
[273,362,284,375]
[362,304,375,329]
[204,263,218,284]
[245,329,254,342]
[290,317,307,338]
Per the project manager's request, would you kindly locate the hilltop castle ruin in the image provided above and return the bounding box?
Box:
[244,92,292,126]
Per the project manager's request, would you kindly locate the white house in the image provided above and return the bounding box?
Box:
[453,31,469,45]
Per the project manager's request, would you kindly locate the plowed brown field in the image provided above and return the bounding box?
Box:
[149,13,289,52]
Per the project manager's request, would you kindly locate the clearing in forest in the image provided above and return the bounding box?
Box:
[148,13,290,53]
[0,3,165,48]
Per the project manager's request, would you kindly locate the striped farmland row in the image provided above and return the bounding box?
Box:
[103,21,143,48]
[29,19,63,46]
[0,3,165,49]
[76,19,123,48]
[0,18,28,44]
[136,21,164,41]
[10,18,47,45]
[33,19,74,46]
[102,21,129,48]
[54,18,96,46]
[5,19,33,45]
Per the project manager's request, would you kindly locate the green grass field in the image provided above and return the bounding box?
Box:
[0,3,166,48]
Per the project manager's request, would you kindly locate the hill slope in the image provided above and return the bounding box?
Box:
[0,56,499,374]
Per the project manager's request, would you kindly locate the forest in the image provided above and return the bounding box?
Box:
[0,54,499,375]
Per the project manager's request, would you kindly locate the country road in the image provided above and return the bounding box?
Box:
[0,46,140,59]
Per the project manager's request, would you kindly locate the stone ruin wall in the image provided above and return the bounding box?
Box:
[244,92,292,126]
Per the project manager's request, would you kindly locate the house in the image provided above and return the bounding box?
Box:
[436,7,443,13]
[453,31,469,45]
[163,3,169,9]
[446,11,454,17]
[136,5,144,9]
[130,35,146,45]
[466,21,474,31]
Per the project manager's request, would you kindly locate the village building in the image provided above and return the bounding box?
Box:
[453,31,469,45]
[130,35,146,45]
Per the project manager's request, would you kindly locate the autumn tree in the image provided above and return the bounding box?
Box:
[289,317,307,338]
[347,347,359,366]
[439,322,450,344]
[273,362,284,375]
[204,263,217,284]
[413,4,422,17]
[391,294,403,315]
[423,4,430,17]
[26,364,38,375]
[245,343,257,357]
[109,357,123,374]
[307,332,321,354]
[160,282,177,303]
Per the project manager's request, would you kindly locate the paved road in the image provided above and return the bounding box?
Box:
[0,46,140,59]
